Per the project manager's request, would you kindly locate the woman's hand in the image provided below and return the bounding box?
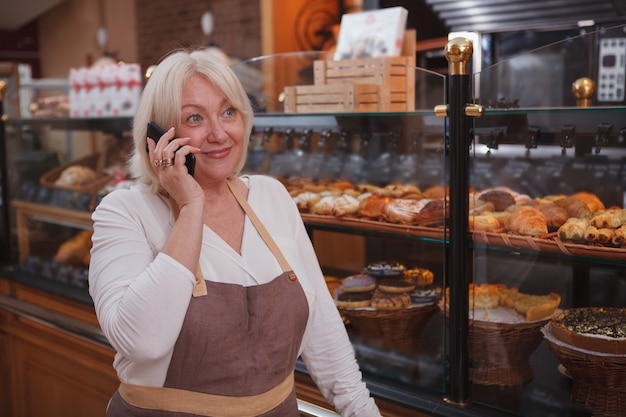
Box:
[147,127,203,209]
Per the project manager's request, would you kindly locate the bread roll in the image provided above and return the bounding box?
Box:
[55,165,98,186]
[53,230,93,265]
[612,225,626,246]
[590,209,626,229]
[584,225,599,242]
[478,189,516,211]
[597,228,614,245]
[558,218,589,241]
[535,203,569,229]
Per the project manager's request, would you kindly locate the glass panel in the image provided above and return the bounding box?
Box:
[235,51,449,398]
[471,25,626,416]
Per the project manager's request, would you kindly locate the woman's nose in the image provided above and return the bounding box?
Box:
[206,120,228,141]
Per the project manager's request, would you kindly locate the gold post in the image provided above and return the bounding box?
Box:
[572,77,595,108]
[0,80,6,101]
[445,38,473,76]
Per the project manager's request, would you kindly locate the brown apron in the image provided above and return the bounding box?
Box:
[106,179,310,417]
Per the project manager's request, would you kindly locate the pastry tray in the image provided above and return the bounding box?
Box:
[301,214,626,261]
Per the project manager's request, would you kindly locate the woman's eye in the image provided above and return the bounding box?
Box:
[187,114,202,123]
[224,107,236,117]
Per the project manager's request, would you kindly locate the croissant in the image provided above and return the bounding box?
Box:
[469,213,500,232]
[357,194,392,220]
[553,196,592,218]
[504,207,548,236]
[572,191,605,213]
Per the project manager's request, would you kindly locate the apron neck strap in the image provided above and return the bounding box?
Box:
[175,178,295,298]
[226,178,293,274]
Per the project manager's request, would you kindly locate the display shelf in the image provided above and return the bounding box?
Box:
[6,116,133,136]
[12,199,92,264]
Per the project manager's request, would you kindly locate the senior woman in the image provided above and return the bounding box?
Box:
[88,47,382,417]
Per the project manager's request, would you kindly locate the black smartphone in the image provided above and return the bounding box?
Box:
[146,121,196,176]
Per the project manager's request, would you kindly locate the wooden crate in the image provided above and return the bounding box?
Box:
[284,83,379,113]
[284,82,412,113]
[313,56,415,111]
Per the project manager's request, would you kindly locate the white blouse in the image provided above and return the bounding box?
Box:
[89,174,381,417]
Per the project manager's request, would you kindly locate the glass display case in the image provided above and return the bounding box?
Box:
[0,24,625,417]
[465,24,626,417]
[232,51,451,405]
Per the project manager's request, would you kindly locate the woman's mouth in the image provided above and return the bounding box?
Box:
[202,147,231,160]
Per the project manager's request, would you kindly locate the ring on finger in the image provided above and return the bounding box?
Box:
[153,159,163,167]
[161,158,174,167]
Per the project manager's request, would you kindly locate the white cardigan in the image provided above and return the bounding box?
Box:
[89,174,381,417]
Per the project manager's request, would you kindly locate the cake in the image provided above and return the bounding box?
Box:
[550,307,626,355]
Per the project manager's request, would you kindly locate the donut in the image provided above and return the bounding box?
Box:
[403,268,434,287]
[334,288,372,309]
[378,276,416,293]
[324,275,342,295]
[365,261,405,277]
[341,274,377,293]
[410,285,442,304]
[371,289,411,311]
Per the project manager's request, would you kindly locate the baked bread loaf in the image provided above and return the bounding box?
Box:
[53,230,93,265]
[478,189,516,211]
[535,203,569,229]
[55,165,98,187]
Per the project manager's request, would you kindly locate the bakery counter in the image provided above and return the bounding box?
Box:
[0,276,118,417]
[0,274,435,417]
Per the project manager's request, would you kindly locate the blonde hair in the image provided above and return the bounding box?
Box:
[129,48,254,193]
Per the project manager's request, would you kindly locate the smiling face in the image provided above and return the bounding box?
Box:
[177,74,246,185]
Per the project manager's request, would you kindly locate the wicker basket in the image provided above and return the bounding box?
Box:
[339,303,438,354]
[468,318,548,386]
[546,340,626,417]
[40,153,112,194]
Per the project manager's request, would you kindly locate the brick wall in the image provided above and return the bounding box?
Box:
[136,0,261,70]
